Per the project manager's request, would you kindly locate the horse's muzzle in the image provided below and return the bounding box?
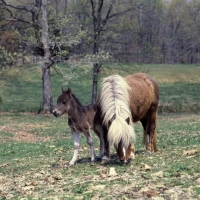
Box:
[120,158,131,165]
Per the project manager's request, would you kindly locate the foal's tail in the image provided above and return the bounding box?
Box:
[99,75,135,149]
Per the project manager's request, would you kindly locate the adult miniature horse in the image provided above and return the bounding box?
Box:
[52,88,97,166]
[93,73,159,164]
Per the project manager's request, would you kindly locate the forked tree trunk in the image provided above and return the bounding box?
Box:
[41,0,53,113]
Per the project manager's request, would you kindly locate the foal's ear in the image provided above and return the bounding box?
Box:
[125,117,130,125]
[66,88,72,96]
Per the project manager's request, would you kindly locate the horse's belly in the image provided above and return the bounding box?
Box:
[125,73,158,122]
[130,100,151,122]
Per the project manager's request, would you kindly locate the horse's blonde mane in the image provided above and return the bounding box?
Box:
[99,75,135,149]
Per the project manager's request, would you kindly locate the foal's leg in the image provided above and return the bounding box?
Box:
[69,129,80,166]
[83,130,96,162]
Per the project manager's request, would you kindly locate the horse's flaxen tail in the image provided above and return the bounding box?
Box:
[99,75,135,149]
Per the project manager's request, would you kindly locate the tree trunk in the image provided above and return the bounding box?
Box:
[90,0,101,104]
[42,66,53,112]
[41,0,53,113]
[91,63,101,104]
[90,0,116,104]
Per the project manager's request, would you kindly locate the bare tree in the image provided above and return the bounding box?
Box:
[89,0,137,104]
[0,0,54,113]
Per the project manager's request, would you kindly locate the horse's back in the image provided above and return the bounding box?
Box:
[125,73,159,96]
[125,73,159,122]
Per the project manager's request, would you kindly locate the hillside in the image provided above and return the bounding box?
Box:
[0,63,200,113]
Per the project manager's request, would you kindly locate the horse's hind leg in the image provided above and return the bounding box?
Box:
[69,129,80,166]
[83,130,96,162]
[145,106,158,154]
[140,117,148,146]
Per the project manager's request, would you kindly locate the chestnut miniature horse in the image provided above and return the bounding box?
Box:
[93,73,159,164]
[52,88,97,166]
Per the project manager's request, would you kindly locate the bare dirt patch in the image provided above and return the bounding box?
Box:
[0,124,51,142]
[14,131,51,142]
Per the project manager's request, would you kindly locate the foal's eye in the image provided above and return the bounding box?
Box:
[62,100,67,105]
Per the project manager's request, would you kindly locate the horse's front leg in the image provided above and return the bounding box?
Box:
[93,124,105,160]
[98,134,105,159]
[83,130,96,162]
[69,129,80,166]
[101,125,110,164]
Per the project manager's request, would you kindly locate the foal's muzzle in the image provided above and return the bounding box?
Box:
[52,110,59,117]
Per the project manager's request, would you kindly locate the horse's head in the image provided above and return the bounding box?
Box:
[116,142,135,164]
[108,117,135,164]
[52,88,72,117]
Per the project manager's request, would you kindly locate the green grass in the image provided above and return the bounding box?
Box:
[0,63,200,112]
[0,63,200,199]
[0,112,200,199]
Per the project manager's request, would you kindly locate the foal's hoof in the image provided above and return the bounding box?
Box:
[68,162,75,166]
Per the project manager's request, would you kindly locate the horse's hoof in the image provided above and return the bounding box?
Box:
[101,160,109,165]
[146,151,152,155]
[101,156,110,164]
[131,153,135,159]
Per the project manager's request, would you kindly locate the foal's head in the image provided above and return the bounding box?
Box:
[52,88,72,117]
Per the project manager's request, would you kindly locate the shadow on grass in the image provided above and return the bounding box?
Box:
[51,149,148,168]
[77,150,147,165]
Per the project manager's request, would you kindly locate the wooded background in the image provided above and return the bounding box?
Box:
[1,0,200,66]
[0,0,200,112]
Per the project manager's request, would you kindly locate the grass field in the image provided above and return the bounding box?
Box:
[0,63,200,112]
[0,63,200,199]
[0,112,199,199]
